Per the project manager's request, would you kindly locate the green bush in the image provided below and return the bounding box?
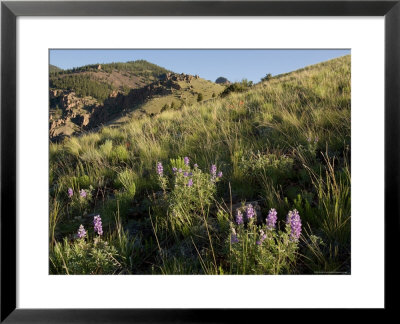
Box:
[228,208,299,274]
[117,169,136,198]
[155,159,222,237]
[111,145,129,162]
[50,238,121,274]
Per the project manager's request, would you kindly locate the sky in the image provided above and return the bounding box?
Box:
[50,49,350,83]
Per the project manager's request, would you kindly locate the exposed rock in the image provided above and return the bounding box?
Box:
[49,71,211,141]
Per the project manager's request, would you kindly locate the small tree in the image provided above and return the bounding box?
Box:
[197,93,203,102]
[261,73,272,82]
[215,77,229,84]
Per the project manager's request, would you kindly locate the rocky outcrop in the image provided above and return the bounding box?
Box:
[49,72,207,141]
[159,72,195,83]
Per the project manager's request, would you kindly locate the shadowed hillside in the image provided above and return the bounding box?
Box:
[49,60,224,140]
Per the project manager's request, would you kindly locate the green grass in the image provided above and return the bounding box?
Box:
[49,55,351,275]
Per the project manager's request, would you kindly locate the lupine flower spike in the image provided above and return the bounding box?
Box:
[256,230,267,245]
[246,204,255,220]
[184,156,190,166]
[287,209,302,241]
[157,162,163,177]
[231,233,239,244]
[266,208,277,229]
[79,189,87,198]
[94,215,103,236]
[77,224,86,239]
[68,188,73,198]
[236,210,244,225]
[210,164,217,181]
[187,178,193,187]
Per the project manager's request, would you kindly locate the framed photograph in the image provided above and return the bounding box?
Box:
[1,0,398,321]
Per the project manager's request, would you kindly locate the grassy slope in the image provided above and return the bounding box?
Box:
[50,55,351,274]
[50,64,63,73]
[133,77,225,115]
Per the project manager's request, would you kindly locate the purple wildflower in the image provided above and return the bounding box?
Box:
[77,224,86,239]
[194,164,198,168]
[172,167,177,173]
[184,156,190,166]
[79,189,87,198]
[178,168,182,173]
[217,171,223,178]
[210,164,217,179]
[157,162,163,177]
[93,215,103,236]
[183,171,188,177]
[236,210,244,225]
[266,208,278,229]
[286,209,302,241]
[256,230,267,245]
[246,204,255,220]
[231,234,239,244]
[68,188,73,198]
[187,178,193,187]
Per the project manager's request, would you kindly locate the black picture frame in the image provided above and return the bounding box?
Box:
[1,0,399,322]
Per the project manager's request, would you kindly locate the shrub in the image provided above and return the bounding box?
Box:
[261,73,272,82]
[117,169,136,199]
[228,207,300,274]
[50,237,121,274]
[221,80,252,97]
[155,158,223,237]
[239,152,294,185]
[111,145,129,162]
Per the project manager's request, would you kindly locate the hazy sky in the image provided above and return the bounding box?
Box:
[50,49,350,83]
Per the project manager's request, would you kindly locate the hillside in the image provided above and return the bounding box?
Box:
[49,60,224,140]
[49,55,351,275]
[50,64,63,73]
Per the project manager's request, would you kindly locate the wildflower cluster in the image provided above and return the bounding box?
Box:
[228,206,302,274]
[75,214,103,240]
[67,186,93,216]
[210,164,223,182]
[235,204,256,225]
[155,157,221,236]
[67,187,90,200]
